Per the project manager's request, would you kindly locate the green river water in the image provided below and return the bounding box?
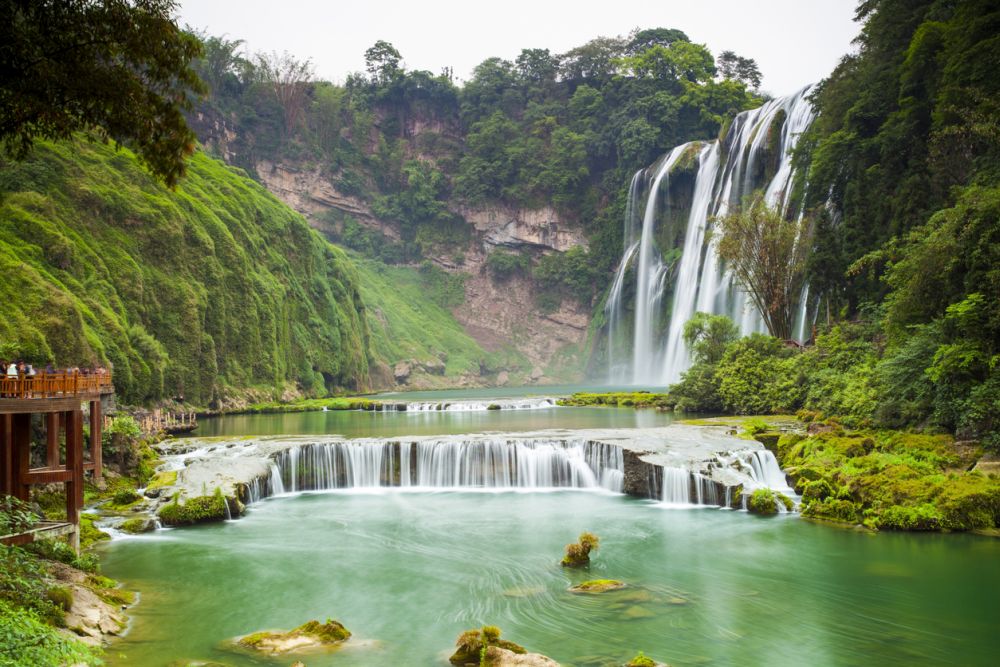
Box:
[98,391,1000,666]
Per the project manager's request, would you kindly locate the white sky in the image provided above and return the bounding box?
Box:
[176,0,860,97]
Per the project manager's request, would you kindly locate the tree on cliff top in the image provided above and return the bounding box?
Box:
[0,0,204,187]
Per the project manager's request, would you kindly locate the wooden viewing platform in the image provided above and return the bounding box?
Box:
[0,372,115,551]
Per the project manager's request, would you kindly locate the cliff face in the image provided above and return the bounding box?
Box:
[247,156,593,383]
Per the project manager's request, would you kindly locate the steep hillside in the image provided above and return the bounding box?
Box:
[1,138,401,405]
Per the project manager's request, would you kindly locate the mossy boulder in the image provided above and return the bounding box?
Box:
[561,531,599,568]
[753,432,781,452]
[119,517,156,534]
[747,488,778,515]
[236,618,350,655]
[569,579,625,594]
[450,626,528,666]
[158,490,241,526]
[625,652,662,667]
[144,470,178,498]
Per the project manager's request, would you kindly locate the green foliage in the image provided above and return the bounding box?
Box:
[794,0,1000,445]
[684,312,740,365]
[715,193,811,339]
[532,246,601,303]
[485,250,530,281]
[0,138,373,404]
[0,545,64,626]
[780,428,1000,531]
[558,392,671,409]
[0,495,38,536]
[0,599,101,667]
[350,257,488,378]
[0,0,204,187]
[25,539,99,574]
[747,488,779,515]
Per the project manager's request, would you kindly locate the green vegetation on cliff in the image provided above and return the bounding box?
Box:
[190,28,762,300]
[0,138,372,405]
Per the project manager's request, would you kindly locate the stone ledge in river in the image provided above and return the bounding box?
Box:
[234,618,351,655]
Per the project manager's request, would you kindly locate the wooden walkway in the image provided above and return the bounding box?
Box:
[0,373,115,551]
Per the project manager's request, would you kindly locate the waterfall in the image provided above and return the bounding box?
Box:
[380,398,556,413]
[741,449,796,498]
[604,85,817,385]
[659,467,721,506]
[269,439,625,493]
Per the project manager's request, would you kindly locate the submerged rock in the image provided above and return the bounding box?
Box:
[235,618,351,655]
[568,579,626,594]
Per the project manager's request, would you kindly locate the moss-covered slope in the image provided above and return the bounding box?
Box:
[0,138,373,404]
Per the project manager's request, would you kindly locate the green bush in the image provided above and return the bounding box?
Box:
[0,599,101,666]
[158,488,234,526]
[0,495,38,535]
[485,250,530,281]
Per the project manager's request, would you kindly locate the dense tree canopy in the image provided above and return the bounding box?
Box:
[187,27,762,302]
[0,0,205,186]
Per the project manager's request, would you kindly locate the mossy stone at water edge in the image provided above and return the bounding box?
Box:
[236,618,351,655]
[119,517,156,534]
[158,491,242,526]
[746,488,793,515]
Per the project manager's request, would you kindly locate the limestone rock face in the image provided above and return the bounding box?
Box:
[461,205,587,252]
[496,371,510,386]
[393,361,412,383]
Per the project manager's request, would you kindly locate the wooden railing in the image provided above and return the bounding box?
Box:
[0,372,114,400]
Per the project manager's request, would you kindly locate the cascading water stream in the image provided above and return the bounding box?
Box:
[269,439,625,493]
[604,85,818,385]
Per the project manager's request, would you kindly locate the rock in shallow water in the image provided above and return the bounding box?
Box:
[234,618,350,655]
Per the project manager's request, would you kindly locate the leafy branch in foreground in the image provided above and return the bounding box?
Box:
[0,0,205,186]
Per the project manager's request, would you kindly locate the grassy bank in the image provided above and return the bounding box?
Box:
[557,392,672,409]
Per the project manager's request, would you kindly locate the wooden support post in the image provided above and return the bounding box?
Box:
[46,412,60,468]
[89,400,102,481]
[10,413,31,502]
[0,414,11,497]
[64,409,83,553]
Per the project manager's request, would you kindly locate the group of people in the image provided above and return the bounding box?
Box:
[3,360,110,379]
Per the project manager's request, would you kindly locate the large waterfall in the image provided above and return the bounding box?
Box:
[605,86,817,385]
